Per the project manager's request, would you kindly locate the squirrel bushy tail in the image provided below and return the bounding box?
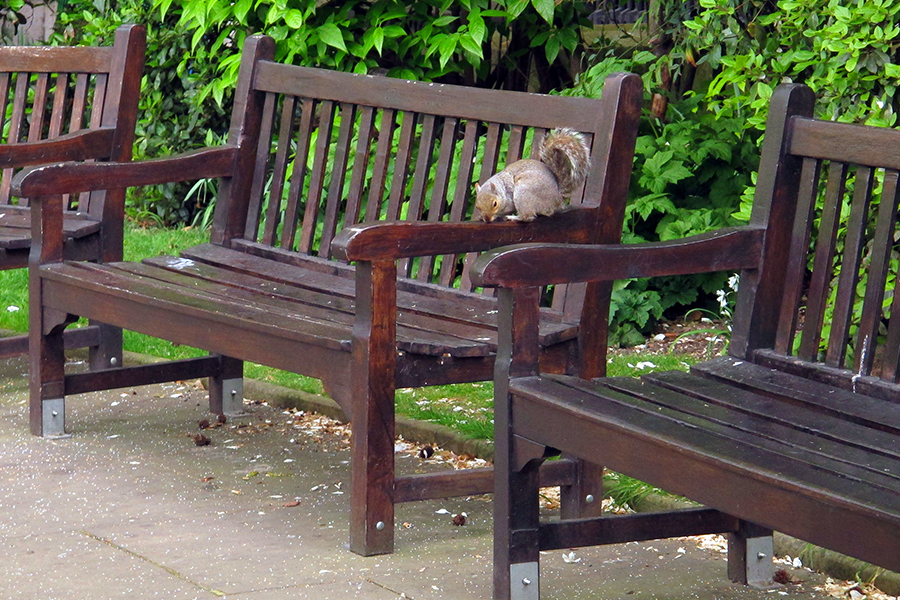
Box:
[539,127,590,197]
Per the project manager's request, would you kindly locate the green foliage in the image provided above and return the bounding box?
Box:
[562,51,756,344]
[51,0,231,225]
[155,0,592,96]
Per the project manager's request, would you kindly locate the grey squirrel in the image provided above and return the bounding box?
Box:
[474,127,590,222]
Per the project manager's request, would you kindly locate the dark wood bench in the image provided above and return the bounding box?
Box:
[0,24,145,364]
[15,34,643,555]
[473,82,900,598]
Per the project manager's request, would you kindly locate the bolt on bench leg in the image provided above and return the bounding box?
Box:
[728,521,775,588]
[208,356,246,416]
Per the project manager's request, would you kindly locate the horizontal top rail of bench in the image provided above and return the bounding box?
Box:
[253,62,608,130]
[0,45,115,73]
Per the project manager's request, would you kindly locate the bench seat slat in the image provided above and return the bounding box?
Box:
[692,356,900,432]
[0,205,101,248]
[538,374,900,503]
[120,259,494,357]
[137,255,498,352]
[40,262,352,351]
[180,243,578,345]
[507,374,900,571]
[603,376,900,484]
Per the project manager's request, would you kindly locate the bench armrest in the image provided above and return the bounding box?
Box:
[471,227,766,288]
[12,146,238,197]
[331,207,600,262]
[0,128,116,169]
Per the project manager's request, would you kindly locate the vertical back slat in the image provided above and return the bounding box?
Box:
[417,117,459,282]
[0,72,10,141]
[437,119,479,287]
[48,73,69,139]
[245,92,278,241]
[261,94,296,246]
[298,100,336,254]
[405,114,437,223]
[825,165,873,368]
[798,161,848,361]
[343,105,376,228]
[460,122,504,292]
[881,263,900,382]
[28,73,50,143]
[384,111,418,221]
[77,73,108,211]
[774,157,821,355]
[0,73,8,206]
[854,169,900,375]
[365,108,398,221]
[88,73,107,128]
[398,114,438,276]
[506,125,526,163]
[281,98,315,250]
[0,74,29,205]
[529,128,547,160]
[9,73,28,144]
[68,73,90,132]
[320,102,357,258]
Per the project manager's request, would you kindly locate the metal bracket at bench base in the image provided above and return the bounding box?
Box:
[745,536,776,589]
[510,562,539,600]
[219,378,248,417]
[41,398,70,439]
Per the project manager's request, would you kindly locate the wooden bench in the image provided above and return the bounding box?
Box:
[473,82,900,599]
[15,34,643,555]
[0,24,145,364]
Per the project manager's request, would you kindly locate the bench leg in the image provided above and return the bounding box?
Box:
[559,456,604,520]
[348,260,397,556]
[728,521,776,588]
[208,356,245,416]
[494,458,542,600]
[30,310,73,438]
[88,321,123,371]
[348,375,395,556]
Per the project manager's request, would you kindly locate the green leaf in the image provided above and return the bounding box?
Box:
[433,15,459,27]
[284,9,304,29]
[318,23,348,52]
[233,0,252,23]
[531,0,555,23]
[544,36,560,64]
[459,33,483,58]
[468,12,486,45]
[438,35,458,69]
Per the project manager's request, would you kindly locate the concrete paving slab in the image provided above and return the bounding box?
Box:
[0,355,841,599]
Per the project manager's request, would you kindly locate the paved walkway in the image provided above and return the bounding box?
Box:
[0,355,839,599]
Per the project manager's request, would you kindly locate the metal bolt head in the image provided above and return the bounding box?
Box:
[109,357,118,366]
[757,552,767,560]
[522,578,531,586]
[375,521,385,531]
[585,494,595,504]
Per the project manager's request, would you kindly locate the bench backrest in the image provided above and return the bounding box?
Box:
[212,35,639,317]
[732,83,900,396]
[0,24,144,221]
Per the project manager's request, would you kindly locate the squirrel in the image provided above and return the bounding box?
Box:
[474,127,590,222]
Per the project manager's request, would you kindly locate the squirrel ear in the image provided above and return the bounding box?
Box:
[474,182,481,193]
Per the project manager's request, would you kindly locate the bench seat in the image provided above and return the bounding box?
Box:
[40,246,579,392]
[508,358,900,573]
